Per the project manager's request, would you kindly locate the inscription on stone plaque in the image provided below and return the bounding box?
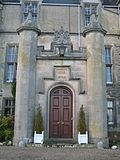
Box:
[55,68,69,81]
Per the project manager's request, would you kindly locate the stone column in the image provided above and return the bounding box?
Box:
[13,7,41,145]
[83,12,108,147]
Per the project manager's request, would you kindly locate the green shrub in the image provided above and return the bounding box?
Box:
[0,116,14,142]
[78,105,86,134]
[11,81,16,100]
[34,108,44,134]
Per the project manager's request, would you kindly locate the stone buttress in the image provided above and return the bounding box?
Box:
[83,2,108,147]
[13,6,41,145]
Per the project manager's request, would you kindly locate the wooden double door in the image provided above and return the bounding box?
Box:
[49,86,73,138]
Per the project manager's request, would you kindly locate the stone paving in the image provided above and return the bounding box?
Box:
[0,146,120,160]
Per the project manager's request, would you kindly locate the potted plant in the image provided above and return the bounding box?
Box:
[34,107,44,144]
[78,105,88,144]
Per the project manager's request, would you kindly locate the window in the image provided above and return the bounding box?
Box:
[84,3,97,27]
[2,98,15,116]
[84,4,91,27]
[23,2,38,22]
[107,100,114,125]
[6,45,18,83]
[105,48,113,84]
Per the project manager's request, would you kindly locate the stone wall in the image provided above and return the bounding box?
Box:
[0,4,20,31]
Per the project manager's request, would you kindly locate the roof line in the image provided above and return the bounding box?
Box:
[42,2,80,7]
[103,5,119,8]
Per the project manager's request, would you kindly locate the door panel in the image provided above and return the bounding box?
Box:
[61,96,72,138]
[50,87,73,138]
[50,96,60,138]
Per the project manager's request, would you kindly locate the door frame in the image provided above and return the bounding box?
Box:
[48,84,75,139]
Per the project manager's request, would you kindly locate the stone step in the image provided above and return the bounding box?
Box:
[31,143,96,148]
[44,138,77,146]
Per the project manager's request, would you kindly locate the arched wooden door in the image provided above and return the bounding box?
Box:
[49,86,73,138]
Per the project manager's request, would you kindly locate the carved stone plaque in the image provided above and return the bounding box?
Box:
[55,68,69,81]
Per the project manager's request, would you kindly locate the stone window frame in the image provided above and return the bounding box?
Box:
[107,99,116,126]
[22,1,39,23]
[83,2,98,27]
[5,44,18,83]
[105,46,113,84]
[2,97,15,116]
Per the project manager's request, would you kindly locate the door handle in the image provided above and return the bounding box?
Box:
[61,122,64,125]
[57,122,60,124]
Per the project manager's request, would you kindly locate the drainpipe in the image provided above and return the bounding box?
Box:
[78,3,82,50]
[118,7,120,27]
[78,4,81,50]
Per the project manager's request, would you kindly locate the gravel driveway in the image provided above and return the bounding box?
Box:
[0,146,120,160]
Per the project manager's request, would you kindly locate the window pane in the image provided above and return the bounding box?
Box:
[106,66,112,83]
[85,16,90,26]
[24,3,29,13]
[4,99,15,107]
[7,46,18,62]
[107,109,114,124]
[6,64,14,82]
[4,108,11,116]
[6,46,18,82]
[24,13,28,21]
[107,101,113,108]
[32,14,37,21]
[84,5,90,15]
[7,47,14,62]
[105,48,111,64]
[5,99,8,107]
[32,3,37,13]
[3,99,15,116]
[84,4,90,27]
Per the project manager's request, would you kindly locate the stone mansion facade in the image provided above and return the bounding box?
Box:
[0,0,120,146]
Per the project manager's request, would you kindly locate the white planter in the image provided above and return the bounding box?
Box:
[34,131,44,144]
[78,131,88,144]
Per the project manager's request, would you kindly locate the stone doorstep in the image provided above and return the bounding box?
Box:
[30,143,96,148]
[43,138,77,145]
[49,144,96,148]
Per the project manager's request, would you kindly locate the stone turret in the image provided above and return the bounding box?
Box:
[13,5,41,145]
[83,3,108,147]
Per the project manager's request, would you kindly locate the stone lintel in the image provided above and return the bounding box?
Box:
[17,25,41,36]
[83,27,107,37]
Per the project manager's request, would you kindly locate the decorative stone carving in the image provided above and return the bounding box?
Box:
[17,4,41,35]
[53,26,71,45]
[23,3,33,26]
[83,3,106,36]
[55,67,70,81]
[88,8,102,29]
[52,27,73,56]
